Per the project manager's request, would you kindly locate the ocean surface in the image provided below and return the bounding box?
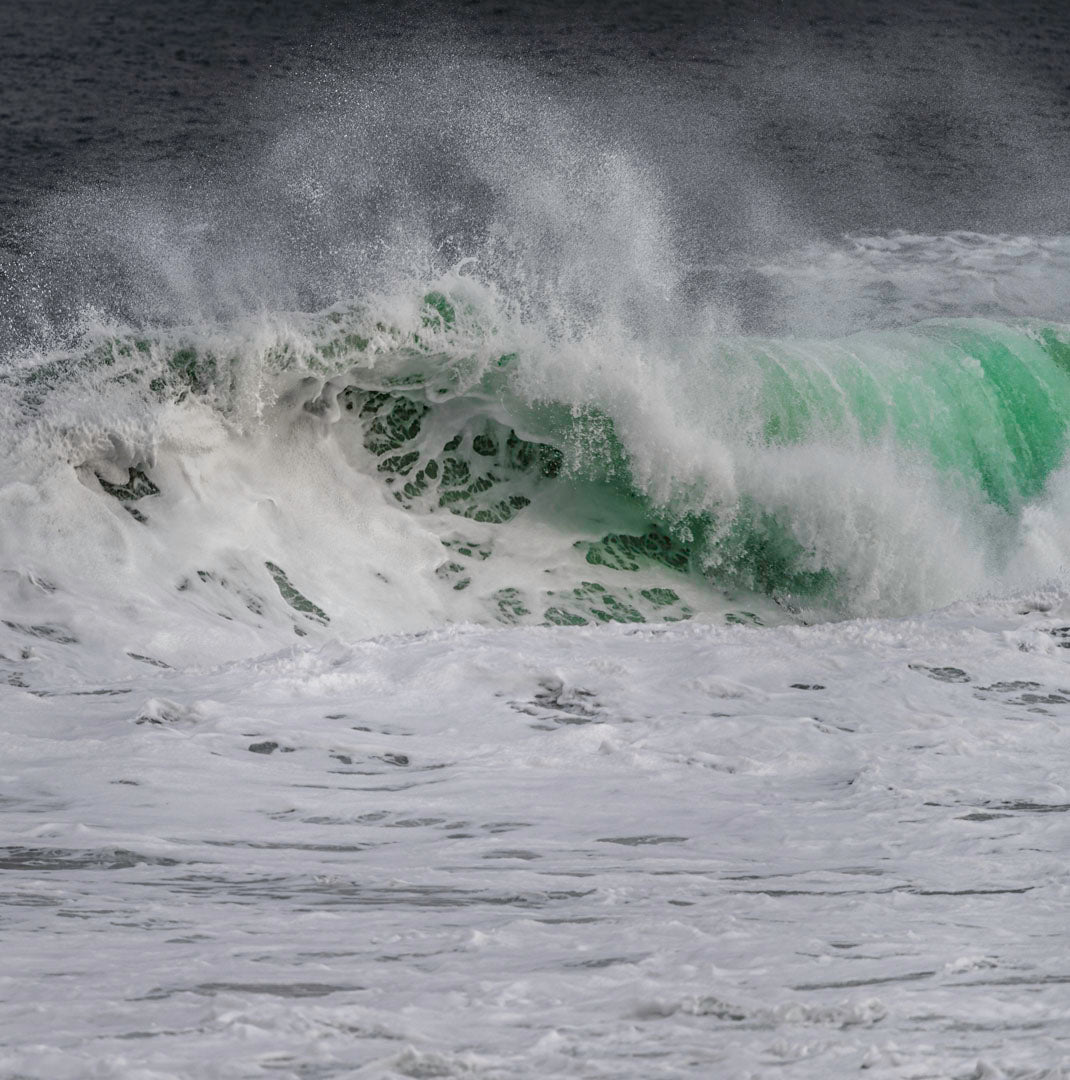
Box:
[2,2,1070,1077]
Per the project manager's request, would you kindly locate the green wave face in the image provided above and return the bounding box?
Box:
[32,295,1070,623]
[748,321,1070,512]
[313,309,1070,620]
[676,318,1070,612]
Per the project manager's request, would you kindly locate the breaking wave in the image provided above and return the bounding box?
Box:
[3,272,1070,664]
[4,61,1070,659]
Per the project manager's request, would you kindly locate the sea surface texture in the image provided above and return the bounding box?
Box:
[1,2,1069,1077]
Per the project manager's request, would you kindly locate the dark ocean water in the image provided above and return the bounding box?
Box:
[2,0,1069,236]
[2,0,1069,348]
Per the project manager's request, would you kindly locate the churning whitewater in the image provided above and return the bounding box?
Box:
[5,262,1070,643]
[3,48,1070,1080]
[7,56,1070,644]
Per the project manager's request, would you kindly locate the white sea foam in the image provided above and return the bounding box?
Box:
[3,596,1070,1077]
